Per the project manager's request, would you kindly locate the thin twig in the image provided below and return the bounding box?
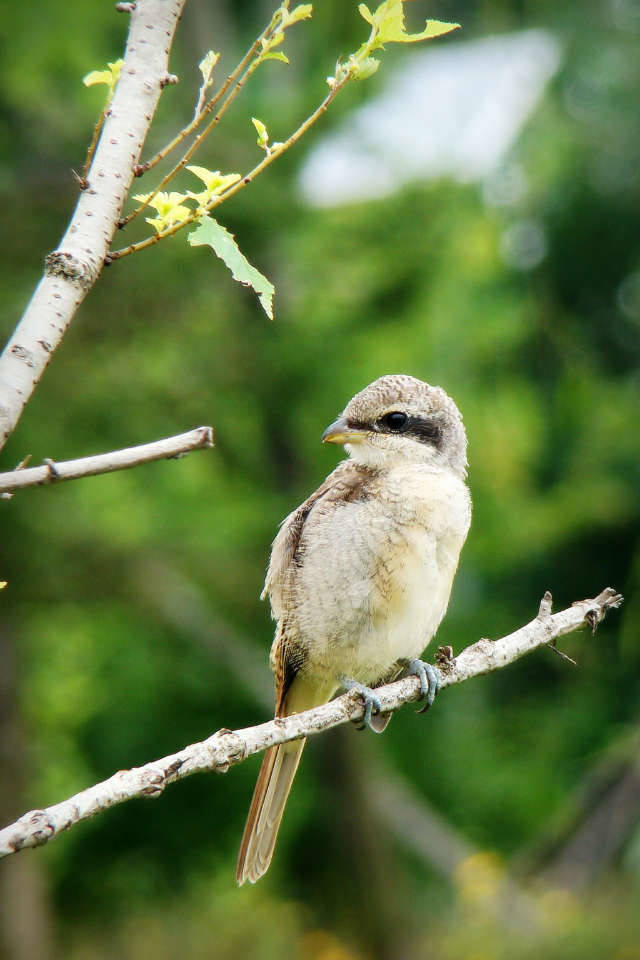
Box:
[81,111,106,185]
[0,427,214,494]
[0,588,622,858]
[108,69,354,261]
[120,20,275,227]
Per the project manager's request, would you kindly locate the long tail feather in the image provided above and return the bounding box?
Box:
[235,738,306,885]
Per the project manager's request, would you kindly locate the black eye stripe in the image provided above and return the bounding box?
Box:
[374,413,442,447]
[347,415,443,448]
[407,417,442,447]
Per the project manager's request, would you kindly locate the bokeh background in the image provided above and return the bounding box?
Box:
[1,1,640,958]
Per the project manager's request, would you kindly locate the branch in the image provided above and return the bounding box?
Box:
[107,66,355,261]
[0,0,186,452]
[0,588,622,859]
[0,427,214,496]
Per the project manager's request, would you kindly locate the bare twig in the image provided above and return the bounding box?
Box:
[0,589,622,859]
[0,427,214,495]
[0,0,186,452]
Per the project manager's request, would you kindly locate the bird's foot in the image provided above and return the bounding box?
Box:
[406,659,441,714]
[341,677,383,733]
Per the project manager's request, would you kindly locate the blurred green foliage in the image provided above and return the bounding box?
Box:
[1,1,639,958]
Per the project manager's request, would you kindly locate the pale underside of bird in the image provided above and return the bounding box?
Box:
[236,374,472,885]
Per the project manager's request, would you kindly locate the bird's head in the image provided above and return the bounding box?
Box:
[322,374,467,476]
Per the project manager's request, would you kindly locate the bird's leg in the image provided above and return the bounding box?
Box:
[340,677,383,733]
[406,660,442,713]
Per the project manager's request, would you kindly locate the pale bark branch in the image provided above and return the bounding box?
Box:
[0,0,186,452]
[0,427,214,495]
[0,588,622,859]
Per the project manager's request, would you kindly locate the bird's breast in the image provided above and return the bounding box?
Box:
[290,464,471,687]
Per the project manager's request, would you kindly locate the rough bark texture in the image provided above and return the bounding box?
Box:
[0,589,621,859]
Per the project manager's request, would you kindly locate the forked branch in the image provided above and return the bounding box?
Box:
[0,588,621,859]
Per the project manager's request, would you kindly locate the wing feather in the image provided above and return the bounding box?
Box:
[263,459,371,708]
[261,459,370,618]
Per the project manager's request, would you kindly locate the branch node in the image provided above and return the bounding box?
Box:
[139,768,166,798]
[71,169,89,190]
[160,73,179,88]
[537,590,553,619]
[10,344,35,368]
[213,729,246,772]
[44,251,94,289]
[115,1,136,10]
[435,644,455,671]
[582,588,623,633]
[11,811,54,851]
[42,458,60,482]
[164,758,184,777]
[198,425,215,448]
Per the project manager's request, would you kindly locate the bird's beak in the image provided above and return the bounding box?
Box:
[321,416,368,445]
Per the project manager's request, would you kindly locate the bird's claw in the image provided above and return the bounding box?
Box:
[341,677,383,733]
[407,659,441,713]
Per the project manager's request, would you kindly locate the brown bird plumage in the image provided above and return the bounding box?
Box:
[236,375,471,884]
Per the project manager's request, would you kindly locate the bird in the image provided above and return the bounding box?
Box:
[236,374,471,885]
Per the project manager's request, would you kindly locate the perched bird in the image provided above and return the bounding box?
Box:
[236,374,471,885]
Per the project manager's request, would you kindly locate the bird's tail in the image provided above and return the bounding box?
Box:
[235,738,306,885]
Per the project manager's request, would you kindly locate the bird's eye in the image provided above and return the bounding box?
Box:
[379,411,409,432]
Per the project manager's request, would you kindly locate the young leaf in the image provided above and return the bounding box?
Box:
[282,3,313,27]
[252,117,270,151]
[194,50,220,118]
[185,166,241,195]
[133,191,192,233]
[358,0,459,47]
[188,216,275,319]
[83,59,124,102]
[198,50,220,82]
[352,56,380,79]
[261,51,290,64]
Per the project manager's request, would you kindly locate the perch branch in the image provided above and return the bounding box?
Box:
[0,427,214,496]
[0,0,186,452]
[0,588,622,859]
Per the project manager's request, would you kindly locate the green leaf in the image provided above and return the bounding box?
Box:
[198,50,219,81]
[359,0,459,47]
[133,191,192,233]
[133,191,188,216]
[251,117,270,150]
[282,3,313,26]
[358,3,374,25]
[261,51,290,64]
[82,59,123,103]
[353,55,380,79]
[188,216,275,319]
[185,166,241,195]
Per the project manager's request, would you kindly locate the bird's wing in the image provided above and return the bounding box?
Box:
[263,459,371,715]
[261,459,370,618]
